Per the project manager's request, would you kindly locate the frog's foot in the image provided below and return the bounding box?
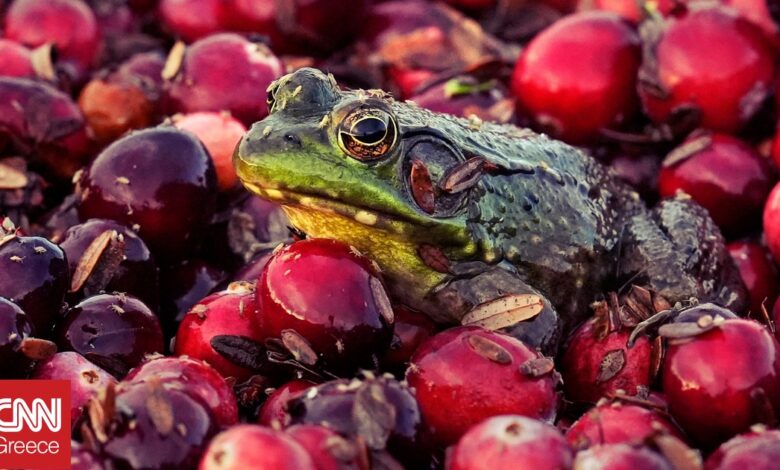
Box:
[429,266,561,355]
[618,195,748,313]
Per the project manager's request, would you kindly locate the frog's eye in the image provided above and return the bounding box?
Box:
[338,108,398,161]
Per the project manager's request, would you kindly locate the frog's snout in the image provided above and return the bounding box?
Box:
[267,67,339,115]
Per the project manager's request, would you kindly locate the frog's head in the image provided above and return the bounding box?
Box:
[235,68,478,290]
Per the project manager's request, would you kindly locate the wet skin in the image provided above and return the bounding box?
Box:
[235,68,746,353]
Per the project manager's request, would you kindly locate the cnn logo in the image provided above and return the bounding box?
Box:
[0,380,70,470]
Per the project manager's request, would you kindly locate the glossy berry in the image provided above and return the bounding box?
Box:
[566,402,685,449]
[257,379,316,428]
[0,38,34,78]
[124,355,239,427]
[164,33,283,126]
[763,183,780,265]
[728,241,779,316]
[160,260,227,335]
[78,77,155,144]
[174,282,263,381]
[199,425,316,470]
[658,132,776,237]
[56,294,164,378]
[407,326,559,446]
[3,0,101,83]
[638,5,775,134]
[705,428,780,470]
[0,234,69,336]
[448,415,573,470]
[286,425,370,470]
[76,127,218,260]
[59,218,159,309]
[511,11,640,143]
[662,318,780,447]
[158,0,224,42]
[573,444,674,470]
[0,297,36,378]
[172,112,247,191]
[257,239,394,374]
[382,305,437,372]
[32,351,117,425]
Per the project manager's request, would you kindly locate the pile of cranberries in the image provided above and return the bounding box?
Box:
[3,0,780,469]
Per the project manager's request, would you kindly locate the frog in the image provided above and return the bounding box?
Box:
[234,67,746,353]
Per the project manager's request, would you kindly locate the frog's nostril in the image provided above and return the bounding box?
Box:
[284,133,302,147]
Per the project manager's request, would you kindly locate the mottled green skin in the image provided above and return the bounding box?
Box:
[235,68,746,351]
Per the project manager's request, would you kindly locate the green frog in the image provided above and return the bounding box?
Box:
[235,68,746,353]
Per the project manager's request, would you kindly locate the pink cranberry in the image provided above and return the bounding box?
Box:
[763,183,780,264]
[705,428,780,469]
[728,241,779,315]
[257,379,316,428]
[0,39,34,78]
[199,425,316,470]
[286,425,370,470]
[573,443,675,470]
[158,0,224,42]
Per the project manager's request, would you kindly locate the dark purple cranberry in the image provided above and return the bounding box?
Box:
[0,296,37,377]
[257,379,316,428]
[286,424,371,470]
[71,441,108,470]
[200,425,315,470]
[0,233,69,335]
[231,250,275,284]
[113,51,166,100]
[32,351,117,425]
[728,240,780,316]
[75,127,218,261]
[59,218,159,309]
[55,293,164,377]
[160,259,226,336]
[124,355,238,427]
[382,305,437,372]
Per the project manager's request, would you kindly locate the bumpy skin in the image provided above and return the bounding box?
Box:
[235,68,746,352]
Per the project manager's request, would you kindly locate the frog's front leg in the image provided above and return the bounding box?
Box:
[428,265,561,354]
[618,195,747,313]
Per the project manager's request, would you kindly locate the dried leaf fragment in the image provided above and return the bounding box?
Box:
[440,157,485,193]
[281,329,318,366]
[369,277,394,325]
[462,294,544,330]
[146,385,175,436]
[466,334,512,365]
[596,349,626,383]
[410,159,435,214]
[0,158,28,189]
[518,357,555,377]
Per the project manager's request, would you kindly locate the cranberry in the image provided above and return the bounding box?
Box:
[0,77,90,179]
[97,381,218,469]
[160,260,227,335]
[0,38,34,78]
[113,51,166,100]
[124,355,239,427]
[76,126,218,260]
[258,379,316,427]
[638,5,775,134]
[163,33,283,126]
[723,0,779,37]
[662,318,780,447]
[32,351,117,425]
[443,0,497,11]
[71,441,108,470]
[0,233,69,335]
[0,296,37,377]
[257,239,394,374]
[561,306,655,404]
[200,425,316,470]
[172,112,247,192]
[286,424,370,470]
[78,77,156,144]
[609,152,662,203]
[728,241,779,315]
[705,427,780,469]
[56,293,164,377]
[410,76,516,124]
[158,0,224,42]
[285,374,430,468]
[511,11,640,143]
[59,218,159,309]
[231,250,276,284]
[763,183,780,264]
[448,415,574,470]
[407,326,559,446]
[174,282,263,381]
[566,401,685,449]
[573,443,675,470]
[591,0,675,23]
[382,305,437,372]
[658,132,776,237]
[222,196,290,266]
[3,0,101,83]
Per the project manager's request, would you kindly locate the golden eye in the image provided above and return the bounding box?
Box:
[338,107,398,161]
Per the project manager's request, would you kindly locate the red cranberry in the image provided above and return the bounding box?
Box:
[3,0,101,83]
[662,318,780,447]
[658,132,776,237]
[161,259,227,335]
[158,0,224,42]
[728,241,779,315]
[407,326,560,446]
[410,76,515,124]
[172,112,247,192]
[591,0,675,23]
[56,293,164,377]
[258,379,316,428]
[638,5,775,134]
[78,77,155,144]
[0,296,36,377]
[566,401,685,449]
[763,183,780,264]
[163,33,283,126]
[561,308,655,404]
[174,282,263,381]
[705,427,780,469]
[59,218,159,309]
[0,38,34,78]
[0,234,69,335]
[76,126,218,260]
[573,444,675,470]
[723,0,779,37]
[257,239,394,374]
[382,305,437,372]
[98,381,218,470]
[200,425,316,470]
[448,415,574,470]
[32,351,117,425]
[124,355,239,427]
[286,424,370,470]
[511,11,640,143]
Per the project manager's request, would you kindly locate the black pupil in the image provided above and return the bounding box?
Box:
[352,117,387,145]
